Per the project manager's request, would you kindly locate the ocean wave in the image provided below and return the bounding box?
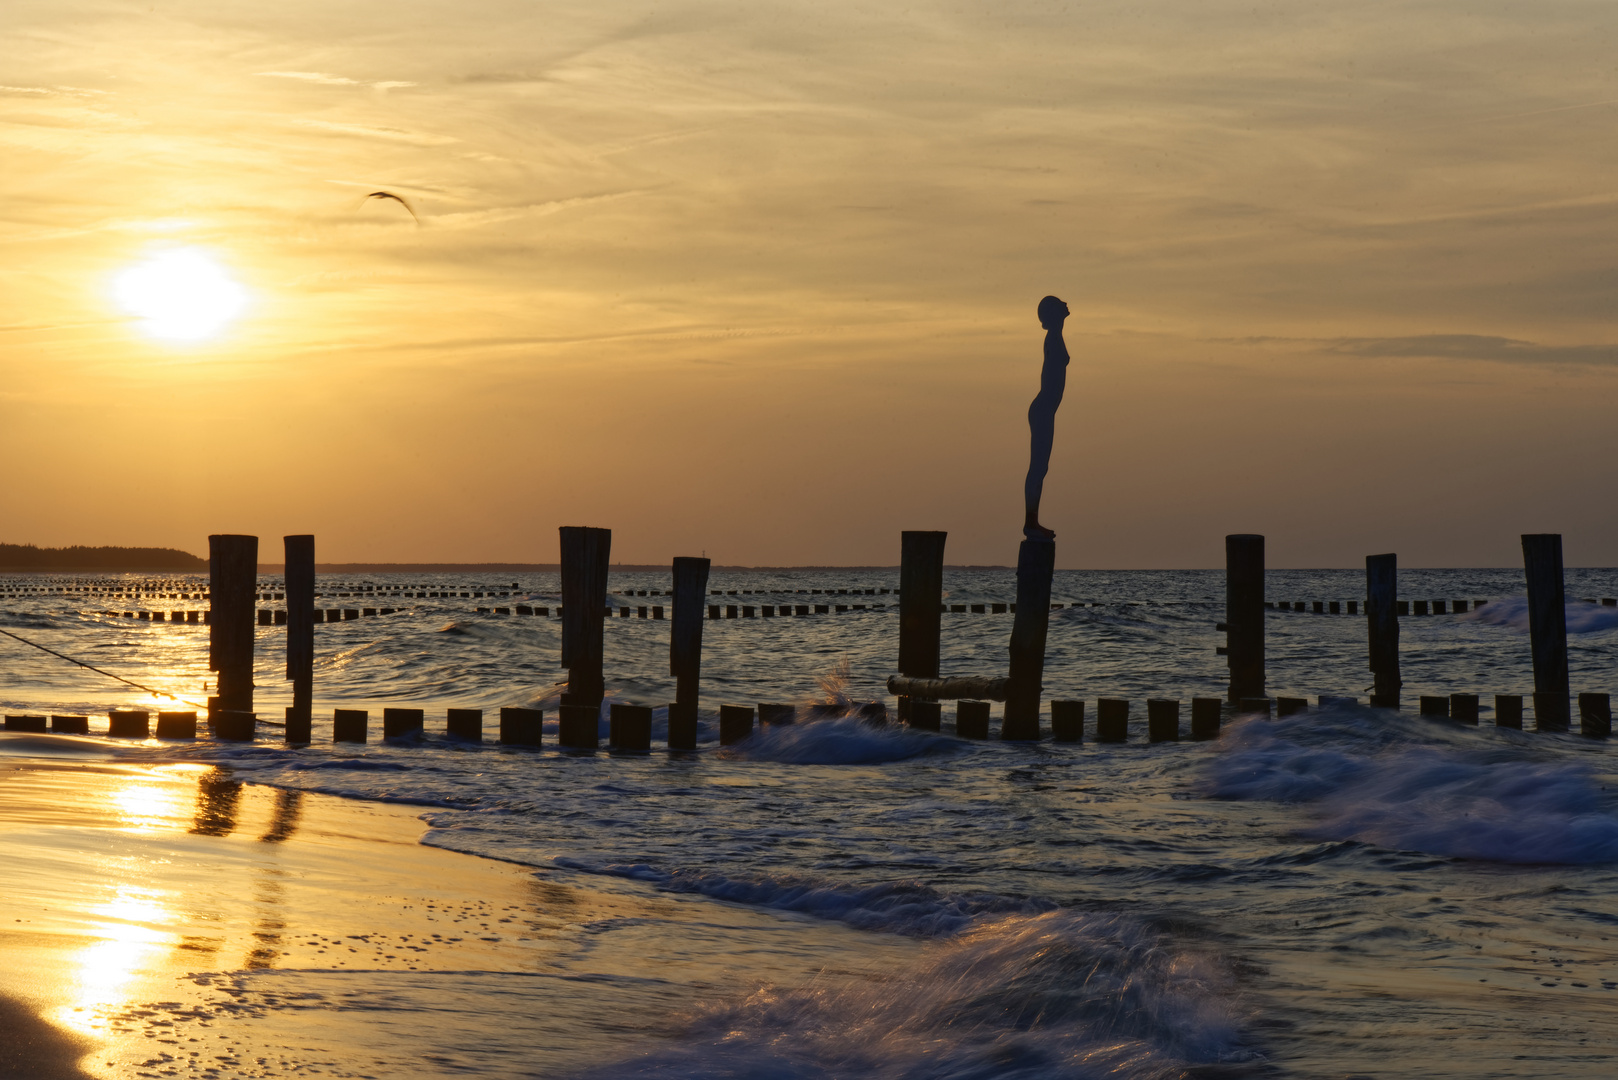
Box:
[724,713,950,765]
[567,909,1262,1079]
[1471,595,1618,634]
[1204,708,1618,864]
[552,861,1053,937]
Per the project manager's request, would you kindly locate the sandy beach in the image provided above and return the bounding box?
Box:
[0,734,920,1079]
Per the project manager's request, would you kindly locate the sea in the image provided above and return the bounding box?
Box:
[2,566,1617,1078]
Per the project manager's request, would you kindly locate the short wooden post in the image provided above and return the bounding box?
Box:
[1275,697,1307,717]
[1522,534,1569,730]
[1419,695,1450,718]
[560,526,611,707]
[108,710,150,738]
[1004,539,1055,740]
[667,702,698,750]
[1578,692,1611,738]
[1096,698,1128,742]
[907,700,941,731]
[758,703,795,726]
[1450,694,1480,724]
[284,534,314,741]
[213,711,255,741]
[1050,699,1083,742]
[156,711,197,739]
[1238,697,1272,717]
[558,704,599,749]
[956,700,990,739]
[498,706,543,746]
[719,704,754,745]
[333,709,368,743]
[609,704,652,752]
[1366,553,1400,709]
[447,708,482,741]
[383,707,424,739]
[1191,697,1221,739]
[1146,699,1179,742]
[209,534,258,717]
[1494,694,1524,729]
[3,715,47,732]
[49,715,89,734]
[1226,535,1265,704]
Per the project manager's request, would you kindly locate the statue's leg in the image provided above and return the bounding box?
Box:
[1024,394,1057,538]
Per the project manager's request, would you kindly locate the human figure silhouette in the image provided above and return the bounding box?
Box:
[1024,295,1069,540]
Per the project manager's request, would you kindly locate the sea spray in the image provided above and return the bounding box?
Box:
[565,909,1262,1080]
[1204,706,1618,864]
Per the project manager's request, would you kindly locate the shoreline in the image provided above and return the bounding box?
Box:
[0,745,918,1079]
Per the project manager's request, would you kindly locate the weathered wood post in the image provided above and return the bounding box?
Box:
[898,531,947,724]
[1225,535,1264,704]
[1366,553,1400,709]
[669,556,710,750]
[1522,533,1570,731]
[1003,539,1054,740]
[209,534,258,719]
[559,526,611,709]
[284,534,314,742]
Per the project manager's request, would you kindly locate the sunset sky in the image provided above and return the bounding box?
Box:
[5,0,1617,568]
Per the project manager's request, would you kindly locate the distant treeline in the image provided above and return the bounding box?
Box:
[0,543,208,570]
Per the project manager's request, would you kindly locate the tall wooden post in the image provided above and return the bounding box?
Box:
[1003,539,1055,740]
[284,535,314,740]
[899,531,947,681]
[1225,534,1264,704]
[1366,553,1400,709]
[1522,533,1569,730]
[668,555,710,749]
[559,526,611,707]
[209,534,258,717]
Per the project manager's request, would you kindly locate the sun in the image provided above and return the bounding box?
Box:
[113,248,249,343]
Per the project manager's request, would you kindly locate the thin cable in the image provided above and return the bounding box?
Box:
[0,624,209,710]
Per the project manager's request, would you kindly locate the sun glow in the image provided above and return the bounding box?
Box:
[113,248,248,342]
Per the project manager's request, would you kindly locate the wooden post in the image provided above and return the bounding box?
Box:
[209,534,258,717]
[609,703,652,752]
[558,704,599,749]
[156,711,198,739]
[383,707,424,739]
[1366,553,1400,709]
[1450,694,1480,724]
[333,709,367,743]
[899,531,947,723]
[1096,698,1128,742]
[447,708,482,741]
[1004,539,1055,740]
[1578,692,1611,738]
[1521,534,1569,730]
[560,526,611,707]
[907,700,941,731]
[719,704,754,745]
[1146,699,1180,742]
[1495,694,1524,729]
[670,556,710,715]
[1191,697,1221,740]
[1225,535,1264,704]
[284,534,314,741]
[956,700,990,739]
[498,706,543,746]
[108,710,149,738]
[1050,699,1083,742]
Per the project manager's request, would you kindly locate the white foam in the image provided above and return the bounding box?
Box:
[1471,595,1618,634]
[1205,708,1618,864]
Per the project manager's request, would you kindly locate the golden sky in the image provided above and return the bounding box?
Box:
[4,1,1617,567]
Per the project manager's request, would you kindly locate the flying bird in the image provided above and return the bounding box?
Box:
[363,190,419,224]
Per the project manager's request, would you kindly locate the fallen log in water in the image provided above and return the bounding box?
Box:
[886,674,1010,701]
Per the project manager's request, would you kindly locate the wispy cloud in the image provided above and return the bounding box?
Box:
[258,71,416,90]
[1324,335,1618,366]
[295,119,456,146]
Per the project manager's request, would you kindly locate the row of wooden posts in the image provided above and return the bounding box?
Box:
[95,529,1612,745]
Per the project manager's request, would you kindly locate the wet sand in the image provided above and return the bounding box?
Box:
[0,739,920,1079]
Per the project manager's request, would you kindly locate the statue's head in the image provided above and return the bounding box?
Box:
[1037,295,1069,329]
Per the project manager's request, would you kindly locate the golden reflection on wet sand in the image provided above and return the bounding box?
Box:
[0,753,915,1078]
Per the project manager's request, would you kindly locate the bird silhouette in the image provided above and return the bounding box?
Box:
[363,190,419,224]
